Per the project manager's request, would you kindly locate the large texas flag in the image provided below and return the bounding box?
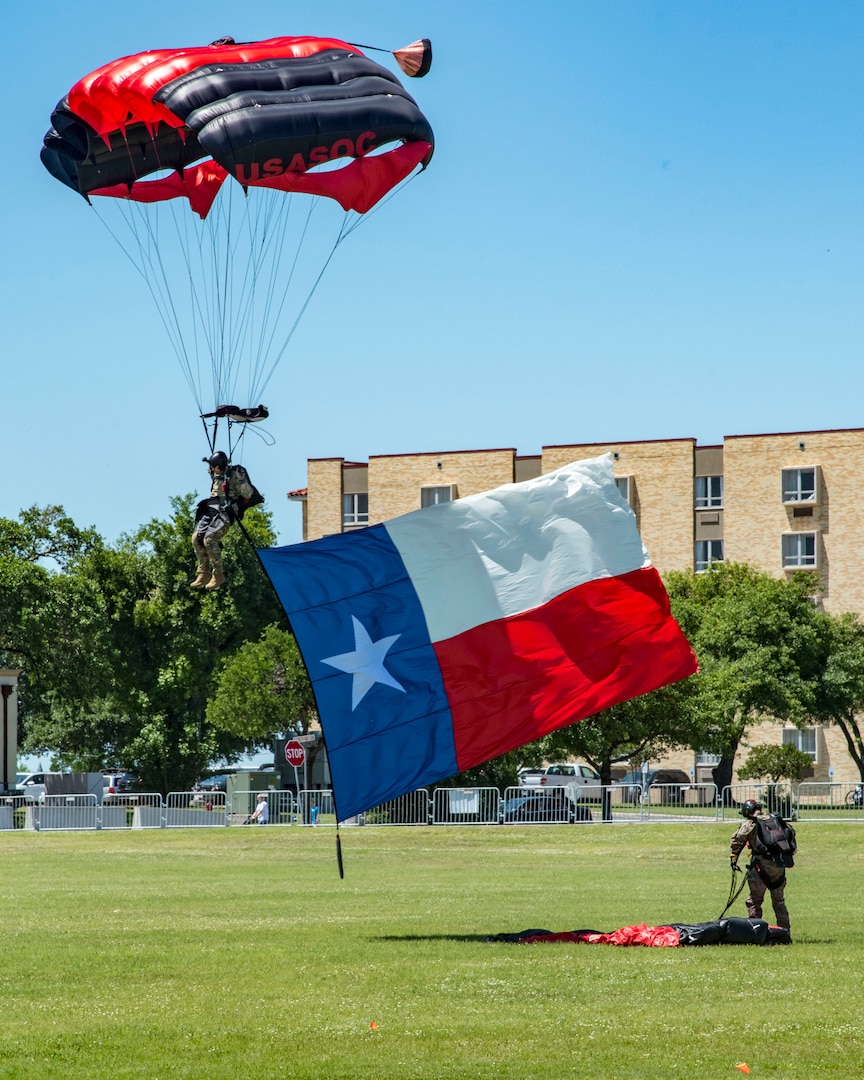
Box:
[258,455,697,819]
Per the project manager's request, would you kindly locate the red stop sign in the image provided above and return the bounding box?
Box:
[284,740,306,768]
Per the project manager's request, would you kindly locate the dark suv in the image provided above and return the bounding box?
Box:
[102,773,144,803]
[617,769,691,805]
[499,791,592,824]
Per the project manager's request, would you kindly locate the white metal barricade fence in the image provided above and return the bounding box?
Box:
[8,781,864,833]
[641,783,719,821]
[27,794,99,831]
[298,789,336,826]
[229,790,299,826]
[795,782,864,821]
[165,791,227,827]
[0,795,24,830]
[499,786,579,824]
[98,801,130,830]
[432,787,500,825]
[605,782,649,822]
[365,789,431,826]
[720,784,794,821]
[126,794,166,829]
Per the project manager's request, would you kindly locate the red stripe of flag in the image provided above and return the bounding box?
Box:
[434,566,697,771]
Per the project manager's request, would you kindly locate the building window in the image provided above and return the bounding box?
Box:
[695,539,724,573]
[342,492,368,526]
[782,467,817,504]
[421,485,455,508]
[696,750,721,766]
[695,475,723,509]
[782,532,817,568]
[782,727,817,761]
[615,476,633,504]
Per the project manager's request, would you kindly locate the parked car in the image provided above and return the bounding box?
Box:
[617,769,691,804]
[15,772,53,802]
[102,773,144,803]
[499,791,592,824]
[189,774,231,806]
[519,763,602,793]
[516,767,546,786]
[195,774,230,793]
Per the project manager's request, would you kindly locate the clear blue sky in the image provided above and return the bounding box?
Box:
[5,1,864,548]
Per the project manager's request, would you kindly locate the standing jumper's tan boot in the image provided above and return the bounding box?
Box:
[205,568,226,590]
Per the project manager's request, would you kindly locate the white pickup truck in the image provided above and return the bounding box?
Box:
[518,763,601,792]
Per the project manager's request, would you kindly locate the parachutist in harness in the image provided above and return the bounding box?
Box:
[728,799,796,935]
[191,452,263,590]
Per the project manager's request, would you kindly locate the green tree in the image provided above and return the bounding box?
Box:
[207,624,317,740]
[22,497,286,792]
[666,562,826,795]
[0,506,111,736]
[737,742,813,815]
[444,748,539,792]
[810,612,864,783]
[535,680,699,819]
[206,623,323,778]
[540,681,698,789]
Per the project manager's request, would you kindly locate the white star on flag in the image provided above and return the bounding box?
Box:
[321,615,406,710]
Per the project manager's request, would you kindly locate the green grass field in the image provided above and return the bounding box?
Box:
[1,822,861,1079]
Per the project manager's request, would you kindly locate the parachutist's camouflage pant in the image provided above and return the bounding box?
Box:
[192,502,232,576]
[746,864,790,929]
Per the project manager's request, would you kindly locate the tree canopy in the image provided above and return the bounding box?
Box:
[664,562,827,792]
[7,498,286,791]
[809,612,864,781]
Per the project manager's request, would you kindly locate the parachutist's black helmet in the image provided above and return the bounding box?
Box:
[205,451,228,470]
[739,799,763,818]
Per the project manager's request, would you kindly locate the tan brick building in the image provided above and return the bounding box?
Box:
[289,427,864,785]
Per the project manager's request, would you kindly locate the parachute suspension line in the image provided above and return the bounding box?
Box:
[194,183,300,409]
[196,186,234,406]
[159,196,221,411]
[227,418,242,460]
[341,166,424,239]
[253,188,306,397]
[252,197,325,396]
[254,208,354,399]
[215,185,237,403]
[92,165,426,421]
[242,191,286,397]
[718,862,749,921]
[170,197,212,409]
[131,201,203,411]
[247,166,424,396]
[231,187,295,404]
[224,189,265,402]
[91,201,204,414]
[201,413,215,454]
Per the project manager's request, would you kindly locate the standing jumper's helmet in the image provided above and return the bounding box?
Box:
[739,799,763,818]
[204,451,229,470]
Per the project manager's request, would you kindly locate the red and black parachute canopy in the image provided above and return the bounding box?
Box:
[41,35,434,217]
[40,34,435,436]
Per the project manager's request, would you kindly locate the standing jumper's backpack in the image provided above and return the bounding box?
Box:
[751,813,797,868]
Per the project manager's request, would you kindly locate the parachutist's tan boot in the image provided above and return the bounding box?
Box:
[190,561,211,588]
[205,568,226,590]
